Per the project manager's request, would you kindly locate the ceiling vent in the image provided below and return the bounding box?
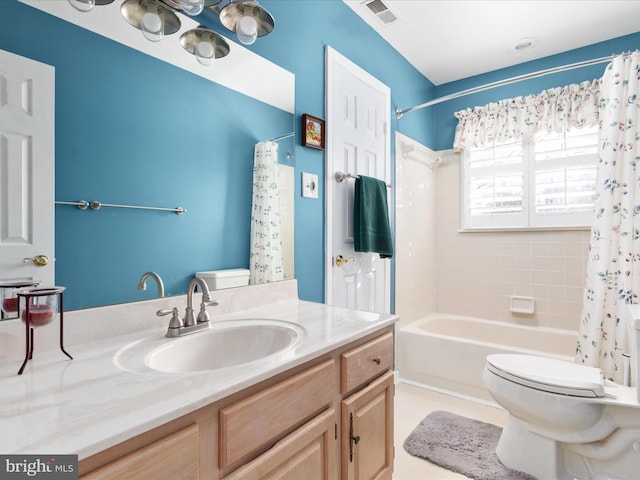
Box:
[363,0,398,25]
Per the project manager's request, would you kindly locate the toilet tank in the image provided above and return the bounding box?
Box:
[626,304,640,402]
[196,269,250,290]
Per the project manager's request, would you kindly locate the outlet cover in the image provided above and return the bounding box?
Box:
[302,172,319,199]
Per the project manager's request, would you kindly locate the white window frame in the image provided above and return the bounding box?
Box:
[461,128,597,231]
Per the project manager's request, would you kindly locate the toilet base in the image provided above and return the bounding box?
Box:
[497,415,640,480]
[497,415,565,480]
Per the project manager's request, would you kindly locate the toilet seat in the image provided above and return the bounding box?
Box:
[486,354,605,397]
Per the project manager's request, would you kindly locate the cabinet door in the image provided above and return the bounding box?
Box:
[342,371,394,480]
[80,424,199,480]
[219,359,336,468]
[223,409,337,480]
[341,332,393,394]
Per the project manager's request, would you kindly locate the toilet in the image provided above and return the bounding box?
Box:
[483,304,640,480]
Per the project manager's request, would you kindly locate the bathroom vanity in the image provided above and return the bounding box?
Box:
[0,280,397,480]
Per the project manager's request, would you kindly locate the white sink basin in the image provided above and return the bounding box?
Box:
[115,319,305,374]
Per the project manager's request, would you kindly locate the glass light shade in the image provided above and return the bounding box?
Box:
[68,0,95,12]
[121,0,181,40]
[196,41,214,65]
[218,0,274,43]
[141,4,164,42]
[179,0,205,16]
[237,14,257,45]
[180,26,230,65]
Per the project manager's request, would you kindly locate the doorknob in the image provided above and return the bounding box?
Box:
[22,255,49,267]
[335,255,355,267]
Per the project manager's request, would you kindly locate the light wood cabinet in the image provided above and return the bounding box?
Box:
[219,359,336,468]
[80,424,199,480]
[342,372,394,480]
[79,327,394,480]
[222,408,337,480]
[340,332,394,480]
[340,332,393,394]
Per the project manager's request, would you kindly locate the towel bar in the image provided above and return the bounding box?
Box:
[55,200,185,215]
[335,171,391,188]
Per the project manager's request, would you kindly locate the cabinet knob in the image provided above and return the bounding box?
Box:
[372,357,381,365]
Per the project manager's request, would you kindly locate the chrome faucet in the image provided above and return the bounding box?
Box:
[156,277,219,338]
[184,277,215,327]
[137,271,165,298]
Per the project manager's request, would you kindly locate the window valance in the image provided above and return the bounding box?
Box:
[453,79,601,152]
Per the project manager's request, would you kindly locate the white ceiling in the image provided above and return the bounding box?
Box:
[344,0,640,85]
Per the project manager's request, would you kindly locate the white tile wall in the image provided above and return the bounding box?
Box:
[394,133,436,329]
[395,143,589,331]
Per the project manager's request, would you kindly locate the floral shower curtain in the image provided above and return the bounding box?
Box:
[249,141,284,285]
[576,51,640,383]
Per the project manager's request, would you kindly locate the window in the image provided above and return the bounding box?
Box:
[461,125,598,230]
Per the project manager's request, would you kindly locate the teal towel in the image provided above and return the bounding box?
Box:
[354,175,393,258]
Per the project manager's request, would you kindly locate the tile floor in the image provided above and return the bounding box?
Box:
[393,381,508,480]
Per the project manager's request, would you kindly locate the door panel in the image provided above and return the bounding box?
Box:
[0,49,55,289]
[326,47,391,314]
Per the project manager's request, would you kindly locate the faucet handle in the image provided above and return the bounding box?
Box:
[196,300,220,324]
[157,307,183,337]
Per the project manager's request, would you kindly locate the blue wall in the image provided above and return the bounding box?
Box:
[5,0,637,311]
[252,1,435,303]
[2,1,292,309]
[433,32,640,151]
[2,0,433,310]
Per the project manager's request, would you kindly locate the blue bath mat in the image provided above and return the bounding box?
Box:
[403,410,537,480]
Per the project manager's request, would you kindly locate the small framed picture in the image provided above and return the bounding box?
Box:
[302,114,325,150]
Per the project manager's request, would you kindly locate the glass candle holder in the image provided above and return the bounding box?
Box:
[17,287,65,328]
[0,280,39,320]
[15,286,71,375]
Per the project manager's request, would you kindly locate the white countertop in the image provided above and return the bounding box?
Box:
[0,280,397,459]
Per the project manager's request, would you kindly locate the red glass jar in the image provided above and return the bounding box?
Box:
[16,286,66,328]
[0,280,39,319]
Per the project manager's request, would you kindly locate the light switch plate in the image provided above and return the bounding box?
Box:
[302,172,319,199]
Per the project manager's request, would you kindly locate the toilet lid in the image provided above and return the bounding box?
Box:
[486,354,605,398]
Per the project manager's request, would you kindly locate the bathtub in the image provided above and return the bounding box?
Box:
[397,313,577,402]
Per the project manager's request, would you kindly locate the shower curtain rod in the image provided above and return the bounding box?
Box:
[395,53,618,119]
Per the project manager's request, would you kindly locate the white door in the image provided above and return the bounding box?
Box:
[325,47,391,313]
[0,49,55,286]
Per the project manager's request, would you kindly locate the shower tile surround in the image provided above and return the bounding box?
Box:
[396,144,589,332]
[395,134,437,330]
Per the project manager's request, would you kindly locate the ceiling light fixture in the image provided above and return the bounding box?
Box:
[67,0,274,66]
[180,25,230,65]
[68,0,115,13]
[177,0,205,16]
[121,0,181,42]
[218,0,274,46]
[514,37,538,51]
